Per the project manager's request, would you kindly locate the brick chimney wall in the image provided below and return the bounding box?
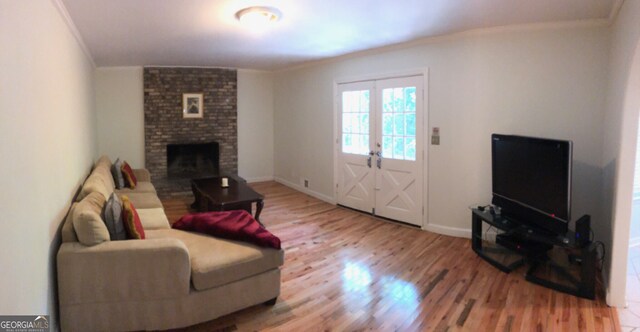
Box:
[143,67,237,196]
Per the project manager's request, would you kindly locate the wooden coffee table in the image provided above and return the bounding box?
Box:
[191,176,265,222]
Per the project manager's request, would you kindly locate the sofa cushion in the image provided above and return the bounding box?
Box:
[121,161,137,189]
[148,229,284,291]
[119,192,163,209]
[132,168,151,182]
[61,203,78,243]
[137,208,170,230]
[122,196,145,240]
[96,166,116,192]
[114,181,157,194]
[111,158,126,189]
[95,155,112,171]
[94,156,116,191]
[103,193,127,240]
[73,192,110,246]
[77,163,116,201]
[77,172,111,201]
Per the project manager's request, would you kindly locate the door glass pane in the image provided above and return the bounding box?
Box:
[405,137,416,161]
[393,88,404,112]
[352,135,361,154]
[404,87,416,112]
[393,137,404,159]
[360,134,370,154]
[341,90,370,155]
[381,86,417,160]
[342,134,353,153]
[351,113,359,133]
[360,91,370,113]
[359,114,369,134]
[383,89,393,113]
[405,113,416,136]
[342,113,352,133]
[394,113,405,135]
[345,92,355,113]
[383,114,393,135]
[382,136,393,158]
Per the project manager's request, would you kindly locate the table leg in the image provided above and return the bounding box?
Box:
[190,183,200,211]
[255,199,264,224]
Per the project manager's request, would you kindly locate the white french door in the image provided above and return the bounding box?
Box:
[337,75,424,226]
[336,81,376,213]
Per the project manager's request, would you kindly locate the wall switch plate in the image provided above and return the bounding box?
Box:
[431,127,440,145]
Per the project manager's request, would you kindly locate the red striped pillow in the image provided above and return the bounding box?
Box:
[121,161,137,189]
[121,195,145,239]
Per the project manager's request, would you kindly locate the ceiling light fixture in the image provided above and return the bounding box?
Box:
[235,6,282,28]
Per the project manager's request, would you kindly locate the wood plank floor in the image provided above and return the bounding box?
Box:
[162,181,619,331]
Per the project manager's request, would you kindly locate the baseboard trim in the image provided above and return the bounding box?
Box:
[274,177,336,204]
[274,177,470,238]
[244,176,275,183]
[423,223,472,239]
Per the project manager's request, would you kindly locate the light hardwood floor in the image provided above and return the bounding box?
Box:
[162,181,619,331]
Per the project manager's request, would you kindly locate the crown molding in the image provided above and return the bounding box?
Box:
[238,68,273,74]
[50,0,96,68]
[95,66,143,71]
[143,65,237,70]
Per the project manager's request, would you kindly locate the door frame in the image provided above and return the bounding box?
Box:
[332,68,429,228]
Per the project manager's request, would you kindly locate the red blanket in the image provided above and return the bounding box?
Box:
[173,210,281,249]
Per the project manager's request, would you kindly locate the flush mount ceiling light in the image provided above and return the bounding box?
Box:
[235,6,282,27]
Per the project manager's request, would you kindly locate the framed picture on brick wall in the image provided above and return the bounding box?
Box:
[183,93,203,118]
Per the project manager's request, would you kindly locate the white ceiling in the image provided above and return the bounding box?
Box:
[61,0,616,71]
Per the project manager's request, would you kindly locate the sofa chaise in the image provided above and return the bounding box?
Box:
[57,156,284,331]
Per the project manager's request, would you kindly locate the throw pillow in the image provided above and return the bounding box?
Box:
[111,158,126,189]
[121,195,145,239]
[72,192,110,246]
[103,193,127,240]
[121,161,137,189]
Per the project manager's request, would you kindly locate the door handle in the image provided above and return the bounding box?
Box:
[376,151,382,169]
[367,150,374,168]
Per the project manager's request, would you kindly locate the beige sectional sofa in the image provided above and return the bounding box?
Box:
[57,156,284,331]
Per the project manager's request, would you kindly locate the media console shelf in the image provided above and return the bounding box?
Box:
[471,208,597,299]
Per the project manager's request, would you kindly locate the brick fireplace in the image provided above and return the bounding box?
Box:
[143,67,237,197]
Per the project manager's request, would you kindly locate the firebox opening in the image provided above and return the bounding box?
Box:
[167,142,219,178]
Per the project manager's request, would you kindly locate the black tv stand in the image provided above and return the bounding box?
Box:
[495,233,553,258]
[471,208,597,299]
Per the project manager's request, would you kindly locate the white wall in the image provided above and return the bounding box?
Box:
[273,24,609,237]
[95,67,145,168]
[95,67,275,180]
[0,0,97,326]
[603,0,640,307]
[238,70,275,182]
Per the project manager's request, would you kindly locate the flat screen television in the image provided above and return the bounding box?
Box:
[491,134,572,235]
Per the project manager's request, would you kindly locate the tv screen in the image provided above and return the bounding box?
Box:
[491,134,572,235]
